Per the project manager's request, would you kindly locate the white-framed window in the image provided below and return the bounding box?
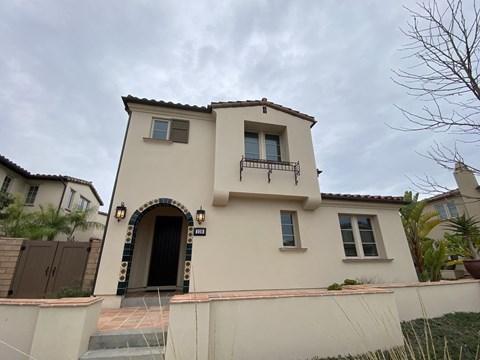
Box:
[25,185,39,205]
[1,175,13,193]
[66,189,76,209]
[244,131,282,161]
[280,211,298,247]
[434,202,458,220]
[150,118,190,143]
[339,215,378,258]
[78,196,90,211]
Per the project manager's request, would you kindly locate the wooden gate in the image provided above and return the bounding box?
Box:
[10,240,91,298]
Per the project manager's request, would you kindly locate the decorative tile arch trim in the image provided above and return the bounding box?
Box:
[116,198,194,296]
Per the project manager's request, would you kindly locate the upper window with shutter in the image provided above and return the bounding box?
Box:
[149,118,190,143]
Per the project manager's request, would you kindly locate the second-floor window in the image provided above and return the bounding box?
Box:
[66,189,76,209]
[150,119,190,143]
[244,132,281,161]
[25,185,39,205]
[1,175,13,193]
[78,196,90,211]
[435,202,458,220]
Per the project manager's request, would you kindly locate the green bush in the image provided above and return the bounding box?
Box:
[327,283,342,291]
[47,287,91,298]
[342,279,362,286]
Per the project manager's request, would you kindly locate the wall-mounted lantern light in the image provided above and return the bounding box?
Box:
[196,206,206,225]
[114,202,127,222]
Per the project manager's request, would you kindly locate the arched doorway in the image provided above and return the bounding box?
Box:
[116,198,194,295]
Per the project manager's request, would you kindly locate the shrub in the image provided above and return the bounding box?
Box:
[327,283,342,291]
[342,279,362,286]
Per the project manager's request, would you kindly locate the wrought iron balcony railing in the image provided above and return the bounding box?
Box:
[240,156,300,185]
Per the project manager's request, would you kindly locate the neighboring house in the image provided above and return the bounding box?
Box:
[0,154,104,242]
[94,96,417,307]
[424,162,480,240]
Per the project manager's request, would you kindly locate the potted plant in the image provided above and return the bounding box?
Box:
[445,215,480,279]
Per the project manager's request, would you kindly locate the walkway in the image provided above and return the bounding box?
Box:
[98,306,169,331]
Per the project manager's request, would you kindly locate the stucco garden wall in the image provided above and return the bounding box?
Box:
[376,279,480,321]
[0,297,102,360]
[165,280,480,360]
[165,288,403,360]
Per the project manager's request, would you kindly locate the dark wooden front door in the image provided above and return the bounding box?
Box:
[148,216,183,287]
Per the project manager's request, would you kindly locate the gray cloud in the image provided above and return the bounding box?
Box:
[0,0,476,210]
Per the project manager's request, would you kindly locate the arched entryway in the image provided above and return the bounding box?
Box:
[116,198,194,295]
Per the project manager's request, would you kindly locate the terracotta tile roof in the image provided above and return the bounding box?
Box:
[425,189,461,202]
[321,192,405,204]
[0,154,103,205]
[122,95,210,114]
[211,98,316,125]
[122,96,316,125]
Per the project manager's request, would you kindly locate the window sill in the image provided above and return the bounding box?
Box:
[342,258,393,263]
[279,247,308,252]
[143,137,173,144]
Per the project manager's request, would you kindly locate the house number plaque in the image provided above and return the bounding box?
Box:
[194,228,206,236]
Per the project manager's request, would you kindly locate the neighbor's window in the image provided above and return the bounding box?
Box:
[66,189,76,209]
[434,202,458,220]
[1,175,13,193]
[78,196,90,211]
[244,131,282,161]
[280,211,297,247]
[150,119,190,143]
[339,215,378,258]
[25,185,39,205]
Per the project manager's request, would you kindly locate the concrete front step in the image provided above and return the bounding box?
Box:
[121,295,173,308]
[79,346,164,360]
[88,329,167,350]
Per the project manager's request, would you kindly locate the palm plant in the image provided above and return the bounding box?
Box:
[0,194,35,238]
[400,191,443,278]
[64,206,104,241]
[446,215,480,260]
[29,204,70,240]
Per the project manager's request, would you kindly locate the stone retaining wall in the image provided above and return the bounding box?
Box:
[0,238,24,297]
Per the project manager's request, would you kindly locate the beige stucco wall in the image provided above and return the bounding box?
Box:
[212,106,322,209]
[94,102,417,302]
[0,297,102,360]
[423,195,465,240]
[166,290,403,360]
[376,280,480,321]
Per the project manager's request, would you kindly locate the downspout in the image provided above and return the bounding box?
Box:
[92,110,133,294]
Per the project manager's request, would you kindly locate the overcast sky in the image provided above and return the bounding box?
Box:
[1,0,478,211]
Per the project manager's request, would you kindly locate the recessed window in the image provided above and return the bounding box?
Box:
[78,196,90,211]
[244,131,282,161]
[25,185,39,205]
[1,175,13,193]
[245,132,260,159]
[434,202,458,220]
[280,211,297,247]
[150,119,190,143]
[66,189,76,209]
[339,215,378,258]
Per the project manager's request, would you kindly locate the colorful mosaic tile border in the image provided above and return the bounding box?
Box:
[116,198,194,296]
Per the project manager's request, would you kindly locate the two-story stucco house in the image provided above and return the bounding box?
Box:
[0,154,104,242]
[94,96,418,308]
[424,162,480,240]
